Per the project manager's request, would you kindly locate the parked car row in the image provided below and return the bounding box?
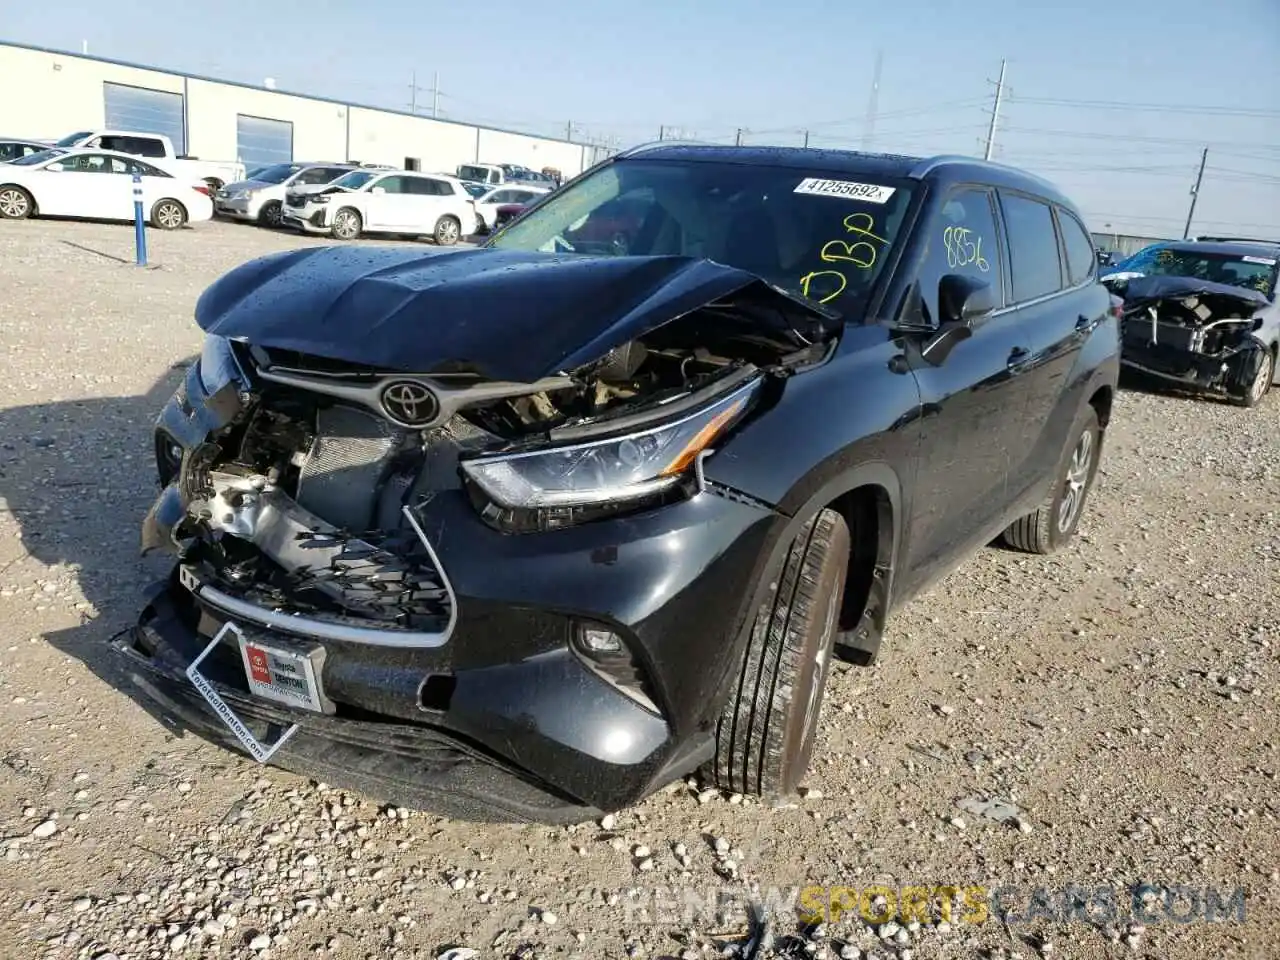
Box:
[1,129,566,241]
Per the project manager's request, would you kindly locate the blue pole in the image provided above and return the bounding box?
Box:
[132,173,147,267]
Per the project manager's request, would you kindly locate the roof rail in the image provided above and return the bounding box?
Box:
[616,139,714,160]
[907,154,983,178]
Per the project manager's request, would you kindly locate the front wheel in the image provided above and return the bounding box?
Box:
[433,215,461,246]
[1002,405,1101,554]
[1228,344,1274,408]
[708,508,849,798]
[151,199,187,230]
[331,207,362,240]
[0,185,34,220]
[257,200,283,228]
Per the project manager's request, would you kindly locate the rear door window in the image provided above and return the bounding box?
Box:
[1057,208,1096,286]
[999,193,1064,302]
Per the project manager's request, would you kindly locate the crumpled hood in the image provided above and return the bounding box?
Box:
[194,246,836,382]
[1112,274,1270,311]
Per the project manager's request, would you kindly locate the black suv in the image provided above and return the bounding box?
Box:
[112,144,1119,822]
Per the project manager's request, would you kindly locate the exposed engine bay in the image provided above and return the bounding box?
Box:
[148,285,835,638]
[1106,274,1269,397]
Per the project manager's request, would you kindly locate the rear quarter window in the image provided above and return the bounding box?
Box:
[1000,193,1064,302]
[1057,209,1096,286]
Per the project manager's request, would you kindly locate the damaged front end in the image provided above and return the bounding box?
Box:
[119,250,841,815]
[1108,275,1270,398]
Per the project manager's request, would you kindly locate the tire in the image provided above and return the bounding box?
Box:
[151,199,187,230]
[709,508,850,798]
[433,215,461,246]
[331,207,362,240]
[257,200,283,228]
[1001,405,1101,554]
[0,185,34,220]
[1226,343,1274,408]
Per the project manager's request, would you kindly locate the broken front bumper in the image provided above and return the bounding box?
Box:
[125,359,786,815]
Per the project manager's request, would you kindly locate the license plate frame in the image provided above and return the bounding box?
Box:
[185,621,332,764]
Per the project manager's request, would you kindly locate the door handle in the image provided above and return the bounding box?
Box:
[1007,347,1029,369]
[1076,314,1093,331]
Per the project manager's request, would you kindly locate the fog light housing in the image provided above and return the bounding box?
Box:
[571,620,660,715]
[579,625,623,654]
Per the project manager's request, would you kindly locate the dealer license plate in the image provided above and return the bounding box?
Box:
[236,634,326,712]
[185,621,330,763]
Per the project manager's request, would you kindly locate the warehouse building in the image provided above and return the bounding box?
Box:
[0,41,601,178]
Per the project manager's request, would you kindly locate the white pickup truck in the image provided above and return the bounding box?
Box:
[51,130,246,193]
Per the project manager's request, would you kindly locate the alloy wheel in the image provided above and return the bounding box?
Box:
[1057,429,1093,534]
[333,210,359,239]
[438,218,459,244]
[0,189,30,218]
[156,202,183,229]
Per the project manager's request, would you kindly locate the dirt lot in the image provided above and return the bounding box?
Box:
[0,218,1276,960]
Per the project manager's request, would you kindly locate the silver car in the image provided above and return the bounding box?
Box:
[1102,239,1280,407]
[215,162,355,227]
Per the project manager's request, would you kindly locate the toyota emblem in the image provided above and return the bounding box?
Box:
[379,380,438,427]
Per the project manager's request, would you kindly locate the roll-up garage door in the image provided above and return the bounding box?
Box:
[103,82,186,153]
[236,115,293,172]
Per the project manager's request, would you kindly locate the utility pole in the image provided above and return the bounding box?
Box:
[802,130,810,148]
[431,71,440,119]
[983,58,1007,161]
[410,71,417,114]
[735,128,744,146]
[1183,147,1208,239]
[862,48,883,151]
[659,125,665,140]
[566,121,574,141]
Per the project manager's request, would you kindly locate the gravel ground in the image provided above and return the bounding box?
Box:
[0,218,1276,960]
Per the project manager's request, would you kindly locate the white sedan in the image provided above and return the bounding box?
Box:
[472,184,550,233]
[0,147,213,229]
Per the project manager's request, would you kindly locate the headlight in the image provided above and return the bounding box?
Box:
[311,194,332,204]
[461,377,761,511]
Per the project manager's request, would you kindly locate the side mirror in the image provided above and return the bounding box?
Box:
[919,275,996,367]
[938,273,996,325]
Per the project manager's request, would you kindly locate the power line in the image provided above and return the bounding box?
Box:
[1000,125,1280,152]
[1007,95,1280,119]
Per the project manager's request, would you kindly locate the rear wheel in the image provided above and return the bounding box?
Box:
[709,508,849,798]
[258,200,283,228]
[1002,405,1101,554]
[0,185,34,220]
[434,215,461,246]
[151,199,187,230]
[331,207,362,240]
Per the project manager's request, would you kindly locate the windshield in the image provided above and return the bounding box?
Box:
[488,158,915,314]
[53,131,92,147]
[462,181,489,198]
[329,170,378,191]
[250,163,305,184]
[1115,245,1278,298]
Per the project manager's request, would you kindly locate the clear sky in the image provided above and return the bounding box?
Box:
[7,0,1279,239]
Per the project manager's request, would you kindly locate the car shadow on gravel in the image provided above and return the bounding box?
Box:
[2,360,195,729]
